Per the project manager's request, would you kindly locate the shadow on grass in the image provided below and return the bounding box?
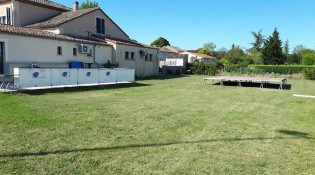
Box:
[1,134,313,158]
[137,74,188,81]
[20,83,151,95]
[212,82,292,90]
[277,130,309,137]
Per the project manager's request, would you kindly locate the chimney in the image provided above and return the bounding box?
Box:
[73,1,79,11]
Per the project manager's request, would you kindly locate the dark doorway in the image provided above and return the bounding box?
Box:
[0,42,4,74]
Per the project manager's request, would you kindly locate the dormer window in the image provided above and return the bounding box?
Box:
[96,17,105,35]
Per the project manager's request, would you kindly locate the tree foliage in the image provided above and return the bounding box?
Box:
[302,53,315,65]
[250,30,265,52]
[290,45,315,64]
[150,37,170,47]
[283,39,289,55]
[198,42,217,56]
[222,44,246,65]
[261,28,286,65]
[80,0,99,9]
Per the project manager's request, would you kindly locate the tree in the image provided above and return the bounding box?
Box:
[222,44,246,65]
[250,30,265,52]
[302,53,315,65]
[283,39,289,55]
[261,28,286,65]
[246,52,263,65]
[80,0,99,10]
[150,37,170,47]
[198,42,216,56]
[292,45,315,64]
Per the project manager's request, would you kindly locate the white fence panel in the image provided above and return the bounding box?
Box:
[78,69,98,85]
[14,68,135,89]
[126,69,135,82]
[51,69,78,86]
[98,69,117,83]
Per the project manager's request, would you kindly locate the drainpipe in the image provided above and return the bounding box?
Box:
[93,44,97,67]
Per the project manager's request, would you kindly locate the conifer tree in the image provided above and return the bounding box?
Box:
[262,28,286,64]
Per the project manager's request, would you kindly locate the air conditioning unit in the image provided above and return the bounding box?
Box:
[139,49,148,56]
[80,44,90,54]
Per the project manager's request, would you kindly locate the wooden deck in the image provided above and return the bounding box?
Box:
[203,76,287,89]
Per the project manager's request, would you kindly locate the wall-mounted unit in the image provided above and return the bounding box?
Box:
[79,44,90,54]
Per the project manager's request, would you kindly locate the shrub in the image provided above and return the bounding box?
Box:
[302,53,315,65]
[303,69,315,80]
[249,65,315,74]
[191,61,219,75]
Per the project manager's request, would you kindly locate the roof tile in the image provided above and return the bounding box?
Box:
[0,25,110,46]
[26,7,99,28]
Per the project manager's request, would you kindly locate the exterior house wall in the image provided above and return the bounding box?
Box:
[95,45,112,65]
[14,1,62,26]
[112,43,159,77]
[185,52,198,63]
[0,33,112,74]
[58,10,129,40]
[182,52,217,63]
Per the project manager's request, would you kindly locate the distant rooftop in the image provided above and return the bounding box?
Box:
[0,0,72,12]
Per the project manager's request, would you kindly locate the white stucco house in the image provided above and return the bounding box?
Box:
[181,51,218,63]
[0,0,159,77]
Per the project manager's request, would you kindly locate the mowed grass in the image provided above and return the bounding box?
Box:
[0,75,314,174]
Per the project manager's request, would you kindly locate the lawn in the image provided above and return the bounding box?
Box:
[0,75,314,174]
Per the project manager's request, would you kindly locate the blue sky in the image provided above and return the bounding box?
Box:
[56,0,315,52]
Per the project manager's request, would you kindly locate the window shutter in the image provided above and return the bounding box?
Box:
[96,18,101,34]
[101,19,105,34]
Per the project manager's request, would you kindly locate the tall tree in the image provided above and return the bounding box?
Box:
[150,37,170,47]
[198,42,216,56]
[283,39,289,55]
[80,0,99,10]
[250,30,265,52]
[292,45,315,64]
[261,28,286,65]
[223,45,246,64]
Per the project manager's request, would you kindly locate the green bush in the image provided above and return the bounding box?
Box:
[303,69,315,80]
[302,53,315,65]
[191,61,219,75]
[249,65,315,74]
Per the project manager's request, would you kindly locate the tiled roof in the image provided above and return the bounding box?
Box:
[26,7,99,29]
[165,53,187,59]
[92,35,157,50]
[187,52,217,59]
[0,0,72,12]
[159,47,178,53]
[165,46,185,53]
[0,25,111,46]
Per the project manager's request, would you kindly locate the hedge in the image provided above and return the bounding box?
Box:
[191,62,219,75]
[303,69,315,80]
[248,65,315,74]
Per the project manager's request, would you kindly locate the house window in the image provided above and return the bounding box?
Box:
[131,52,135,60]
[96,17,105,34]
[149,54,153,61]
[145,55,148,61]
[57,46,62,55]
[1,16,6,24]
[73,48,77,56]
[125,51,129,59]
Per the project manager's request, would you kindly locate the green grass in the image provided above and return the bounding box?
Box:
[0,75,314,174]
